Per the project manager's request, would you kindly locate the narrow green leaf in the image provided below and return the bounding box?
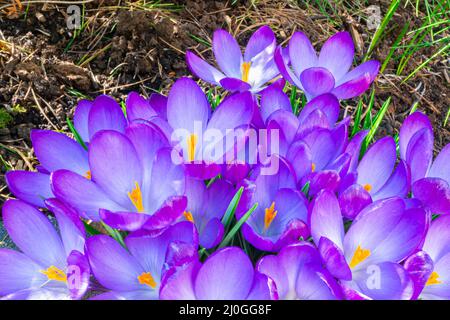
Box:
[101,222,126,248]
[221,187,244,230]
[67,117,88,150]
[218,203,258,249]
[361,97,392,154]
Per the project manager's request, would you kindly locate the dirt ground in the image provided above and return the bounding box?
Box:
[0,0,449,204]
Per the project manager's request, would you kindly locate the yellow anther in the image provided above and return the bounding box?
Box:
[349,245,371,269]
[40,266,67,282]
[187,133,198,162]
[84,170,91,180]
[426,271,442,286]
[264,202,278,231]
[128,182,144,213]
[183,211,194,223]
[363,184,372,192]
[311,163,316,172]
[241,62,251,83]
[138,272,157,289]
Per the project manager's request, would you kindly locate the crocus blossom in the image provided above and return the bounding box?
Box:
[275,31,380,100]
[310,190,427,299]
[51,123,186,231]
[186,26,280,93]
[415,215,450,299]
[399,111,450,215]
[257,242,343,299]
[160,247,277,300]
[166,77,253,179]
[0,199,89,300]
[237,157,309,252]
[88,222,197,300]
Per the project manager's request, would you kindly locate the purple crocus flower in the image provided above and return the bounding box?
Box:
[183,178,234,249]
[51,122,186,231]
[275,31,380,100]
[404,215,450,300]
[160,247,277,300]
[236,156,309,252]
[339,136,410,219]
[88,221,197,300]
[0,199,89,300]
[399,111,450,215]
[310,190,427,299]
[186,26,280,93]
[257,242,343,300]
[166,77,253,180]
[416,215,450,299]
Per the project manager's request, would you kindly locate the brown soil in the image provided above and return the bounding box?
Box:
[0,0,449,202]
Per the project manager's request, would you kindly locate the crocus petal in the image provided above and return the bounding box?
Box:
[289,31,317,77]
[88,95,127,139]
[318,31,354,81]
[301,129,336,171]
[100,210,151,232]
[296,109,330,138]
[219,77,252,92]
[286,141,312,183]
[31,130,88,175]
[298,93,339,127]
[308,170,341,196]
[126,92,157,122]
[0,249,46,296]
[73,99,92,142]
[167,77,210,134]
[260,85,291,123]
[405,128,433,182]
[2,200,66,268]
[213,29,243,78]
[274,46,304,89]
[318,237,352,281]
[126,221,198,280]
[45,199,85,256]
[300,67,335,98]
[89,130,142,209]
[185,162,222,180]
[86,235,144,292]
[422,215,450,262]
[350,262,414,300]
[310,190,345,250]
[194,247,254,300]
[1,287,70,300]
[199,218,224,249]
[399,111,433,160]
[186,50,225,84]
[357,136,396,194]
[51,169,124,221]
[244,26,276,61]
[429,144,450,183]
[338,184,372,220]
[412,178,450,215]
[142,196,187,231]
[66,250,90,300]
[246,272,277,300]
[5,171,53,207]
[207,91,253,135]
[159,260,200,300]
[404,251,434,300]
[372,160,410,201]
[148,93,168,120]
[295,263,342,300]
[344,199,427,269]
[332,60,380,99]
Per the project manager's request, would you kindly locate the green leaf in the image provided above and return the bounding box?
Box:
[361,97,392,154]
[218,203,258,249]
[67,117,88,150]
[83,221,101,236]
[221,187,244,230]
[101,221,126,248]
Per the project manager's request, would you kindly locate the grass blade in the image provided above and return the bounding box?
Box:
[218,203,258,249]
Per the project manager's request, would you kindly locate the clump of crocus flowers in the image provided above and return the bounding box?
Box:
[2,26,449,300]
